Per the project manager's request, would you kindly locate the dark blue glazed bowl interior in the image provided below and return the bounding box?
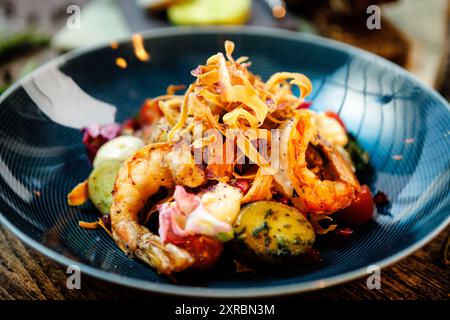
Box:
[0,28,448,297]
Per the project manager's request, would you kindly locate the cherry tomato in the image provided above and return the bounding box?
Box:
[325,111,347,132]
[122,118,140,132]
[140,99,162,125]
[179,235,224,269]
[232,179,251,195]
[335,185,374,225]
[297,101,313,109]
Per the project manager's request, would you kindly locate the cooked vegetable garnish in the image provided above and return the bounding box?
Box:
[336,185,374,225]
[82,123,122,162]
[93,136,144,168]
[233,201,315,264]
[345,134,372,181]
[78,220,101,229]
[88,160,122,214]
[67,180,89,206]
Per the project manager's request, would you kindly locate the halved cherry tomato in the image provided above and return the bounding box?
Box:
[297,100,313,109]
[325,111,347,132]
[178,235,224,269]
[232,179,251,195]
[335,185,374,225]
[122,118,140,131]
[140,99,162,125]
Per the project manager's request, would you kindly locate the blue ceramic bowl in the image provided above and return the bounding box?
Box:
[0,27,449,297]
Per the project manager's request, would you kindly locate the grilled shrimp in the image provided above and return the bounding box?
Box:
[164,141,206,187]
[282,110,360,214]
[110,142,206,275]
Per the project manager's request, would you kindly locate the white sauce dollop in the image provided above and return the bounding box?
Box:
[201,183,243,224]
[93,136,144,168]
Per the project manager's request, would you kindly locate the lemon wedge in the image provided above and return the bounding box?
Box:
[168,0,251,26]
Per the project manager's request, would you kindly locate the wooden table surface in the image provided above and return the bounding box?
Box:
[0,0,449,301]
[1,224,448,300]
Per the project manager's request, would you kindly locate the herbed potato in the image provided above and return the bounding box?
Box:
[88,160,122,214]
[233,201,315,264]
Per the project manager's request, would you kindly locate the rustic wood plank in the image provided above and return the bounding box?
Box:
[0,224,448,300]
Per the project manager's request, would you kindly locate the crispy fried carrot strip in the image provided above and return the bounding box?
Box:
[67,180,89,206]
[78,220,100,229]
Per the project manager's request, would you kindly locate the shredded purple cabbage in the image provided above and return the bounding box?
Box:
[82,123,121,162]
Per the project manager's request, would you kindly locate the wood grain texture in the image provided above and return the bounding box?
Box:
[0,224,448,300]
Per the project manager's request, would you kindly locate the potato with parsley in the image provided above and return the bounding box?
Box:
[88,160,122,214]
[233,201,315,264]
[88,136,144,214]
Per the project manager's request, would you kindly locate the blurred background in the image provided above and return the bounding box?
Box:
[0,0,449,97]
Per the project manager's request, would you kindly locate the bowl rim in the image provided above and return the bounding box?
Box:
[0,26,449,298]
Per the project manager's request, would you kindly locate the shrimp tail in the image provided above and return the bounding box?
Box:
[136,227,195,275]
